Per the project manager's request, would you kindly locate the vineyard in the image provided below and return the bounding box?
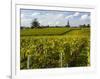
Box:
[20,27,72,36]
[20,27,90,69]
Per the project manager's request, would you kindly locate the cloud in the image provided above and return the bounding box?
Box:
[56,14,64,18]
[45,13,64,19]
[55,21,60,25]
[81,14,89,20]
[65,15,73,19]
[73,12,80,16]
[36,13,65,26]
[21,9,90,27]
[31,12,40,17]
[65,12,80,19]
[21,18,32,27]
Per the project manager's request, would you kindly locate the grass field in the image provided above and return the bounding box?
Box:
[20,27,72,36]
[20,27,90,69]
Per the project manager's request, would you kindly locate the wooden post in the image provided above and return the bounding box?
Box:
[60,52,62,67]
[27,55,30,69]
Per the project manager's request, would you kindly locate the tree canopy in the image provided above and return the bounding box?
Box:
[31,18,40,28]
[66,20,70,27]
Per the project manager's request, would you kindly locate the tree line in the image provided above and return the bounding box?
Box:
[21,18,90,29]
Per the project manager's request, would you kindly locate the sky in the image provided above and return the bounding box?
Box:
[20,9,90,27]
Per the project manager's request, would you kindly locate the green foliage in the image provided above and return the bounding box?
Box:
[20,27,71,36]
[66,20,70,27]
[80,24,90,28]
[20,28,90,69]
[31,18,40,28]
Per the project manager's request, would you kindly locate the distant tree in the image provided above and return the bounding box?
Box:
[56,26,59,28]
[20,26,24,29]
[87,24,90,27]
[31,18,40,28]
[79,25,82,27]
[83,24,86,27]
[80,24,87,28]
[66,20,70,27]
[47,25,49,28]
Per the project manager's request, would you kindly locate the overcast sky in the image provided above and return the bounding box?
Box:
[20,9,90,27]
